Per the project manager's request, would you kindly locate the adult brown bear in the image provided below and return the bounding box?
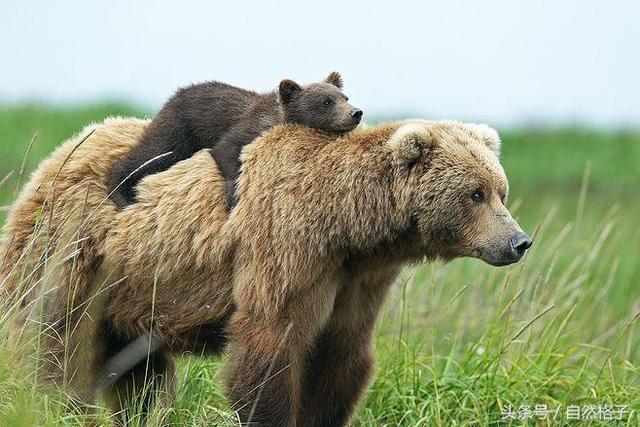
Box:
[0,118,531,426]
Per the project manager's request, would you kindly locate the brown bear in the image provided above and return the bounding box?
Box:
[106,72,362,209]
[0,118,156,406]
[0,117,531,426]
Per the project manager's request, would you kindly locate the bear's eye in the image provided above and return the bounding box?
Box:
[323,98,334,106]
[471,190,485,203]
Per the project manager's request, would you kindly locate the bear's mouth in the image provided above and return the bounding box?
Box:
[474,246,526,267]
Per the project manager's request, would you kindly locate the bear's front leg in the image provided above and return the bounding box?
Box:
[298,269,397,427]
[225,282,337,427]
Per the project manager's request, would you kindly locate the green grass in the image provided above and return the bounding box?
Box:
[1,104,639,425]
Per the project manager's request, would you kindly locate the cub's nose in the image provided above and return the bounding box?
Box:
[510,232,533,258]
[350,108,363,120]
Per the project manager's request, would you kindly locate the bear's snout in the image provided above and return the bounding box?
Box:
[510,232,533,259]
[483,230,532,267]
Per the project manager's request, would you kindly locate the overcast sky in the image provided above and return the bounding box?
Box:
[1,1,638,127]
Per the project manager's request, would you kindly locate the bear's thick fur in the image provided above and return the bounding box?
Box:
[106,72,362,209]
[0,118,154,405]
[0,117,529,426]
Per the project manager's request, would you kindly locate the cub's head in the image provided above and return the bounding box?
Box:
[389,120,532,266]
[278,72,362,134]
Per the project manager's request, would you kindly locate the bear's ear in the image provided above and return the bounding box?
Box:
[387,122,433,167]
[472,123,501,157]
[279,79,302,104]
[324,71,343,89]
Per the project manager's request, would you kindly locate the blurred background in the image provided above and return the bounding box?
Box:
[2,0,639,222]
[0,0,640,126]
[1,0,639,126]
[0,1,639,424]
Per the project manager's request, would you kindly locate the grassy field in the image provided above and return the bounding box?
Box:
[0,103,639,426]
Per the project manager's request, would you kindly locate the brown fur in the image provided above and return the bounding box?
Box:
[0,117,530,426]
[0,118,147,404]
[106,73,362,209]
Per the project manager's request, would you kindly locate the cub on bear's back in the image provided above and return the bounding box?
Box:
[106,72,363,209]
[0,116,531,427]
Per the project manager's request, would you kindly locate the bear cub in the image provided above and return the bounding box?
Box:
[106,72,362,208]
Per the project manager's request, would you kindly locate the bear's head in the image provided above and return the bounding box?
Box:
[278,72,362,134]
[388,120,532,266]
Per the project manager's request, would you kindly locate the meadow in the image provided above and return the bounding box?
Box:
[0,103,639,426]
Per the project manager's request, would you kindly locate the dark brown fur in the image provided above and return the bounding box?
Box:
[106,72,362,208]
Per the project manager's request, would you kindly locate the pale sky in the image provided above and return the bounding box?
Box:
[1,0,639,127]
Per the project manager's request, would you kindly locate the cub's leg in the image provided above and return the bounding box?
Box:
[224,282,337,427]
[298,269,397,427]
[212,126,262,208]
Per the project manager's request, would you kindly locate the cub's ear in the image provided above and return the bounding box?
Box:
[472,123,501,157]
[279,79,302,103]
[387,123,432,167]
[324,71,343,89]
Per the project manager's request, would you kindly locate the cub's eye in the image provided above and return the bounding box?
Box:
[323,98,333,106]
[471,190,485,203]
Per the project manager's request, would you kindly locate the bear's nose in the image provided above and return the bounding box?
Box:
[350,108,363,120]
[510,232,533,258]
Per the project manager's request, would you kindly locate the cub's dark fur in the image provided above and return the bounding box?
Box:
[107,72,362,208]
